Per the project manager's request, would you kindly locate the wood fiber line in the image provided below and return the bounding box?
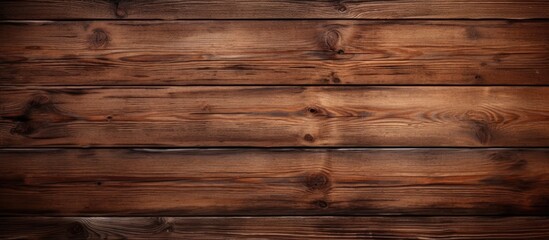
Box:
[1,21,547,85]
[1,0,549,19]
[0,148,547,215]
[1,87,548,147]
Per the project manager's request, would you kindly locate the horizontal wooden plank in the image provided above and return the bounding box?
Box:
[2,1,549,19]
[1,21,547,85]
[1,87,548,147]
[0,148,547,215]
[1,217,549,240]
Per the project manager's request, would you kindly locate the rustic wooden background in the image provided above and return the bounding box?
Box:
[1,1,548,239]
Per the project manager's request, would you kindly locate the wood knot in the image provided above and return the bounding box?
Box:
[490,151,516,162]
[154,217,175,233]
[313,200,329,209]
[10,122,36,135]
[324,29,342,52]
[489,151,527,171]
[330,72,341,83]
[334,1,347,13]
[480,176,534,192]
[464,110,493,144]
[306,106,323,116]
[67,222,88,238]
[164,225,175,233]
[111,0,128,18]
[88,29,110,49]
[303,134,315,142]
[304,105,328,117]
[201,104,212,112]
[305,172,330,190]
[30,94,50,106]
[471,119,492,144]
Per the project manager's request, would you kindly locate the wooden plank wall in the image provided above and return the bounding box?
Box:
[0,1,548,239]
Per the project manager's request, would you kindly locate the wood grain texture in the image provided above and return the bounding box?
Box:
[0,148,547,215]
[2,0,549,20]
[1,217,549,239]
[1,87,548,147]
[1,21,547,85]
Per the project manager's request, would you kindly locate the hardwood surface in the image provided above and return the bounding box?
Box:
[1,1,548,239]
[1,87,548,147]
[1,21,547,85]
[0,148,547,215]
[2,0,549,19]
[1,217,549,239]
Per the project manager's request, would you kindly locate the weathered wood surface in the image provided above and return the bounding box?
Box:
[2,0,549,20]
[0,148,547,215]
[1,21,547,85]
[1,87,548,147]
[2,217,549,239]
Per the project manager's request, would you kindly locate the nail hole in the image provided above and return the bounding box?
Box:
[337,49,345,55]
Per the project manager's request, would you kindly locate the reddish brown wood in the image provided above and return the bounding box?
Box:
[1,0,549,19]
[0,148,547,215]
[1,87,548,147]
[1,1,548,238]
[1,21,547,85]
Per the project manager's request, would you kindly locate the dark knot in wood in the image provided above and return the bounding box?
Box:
[111,0,128,18]
[334,1,347,13]
[314,200,329,209]
[30,94,50,106]
[67,222,88,238]
[88,29,110,49]
[324,29,342,52]
[305,172,330,190]
[308,107,318,114]
[489,151,527,171]
[7,94,51,136]
[10,122,36,135]
[303,134,315,142]
[330,72,341,83]
[464,110,493,144]
[471,119,492,144]
[304,105,328,117]
[154,217,175,233]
